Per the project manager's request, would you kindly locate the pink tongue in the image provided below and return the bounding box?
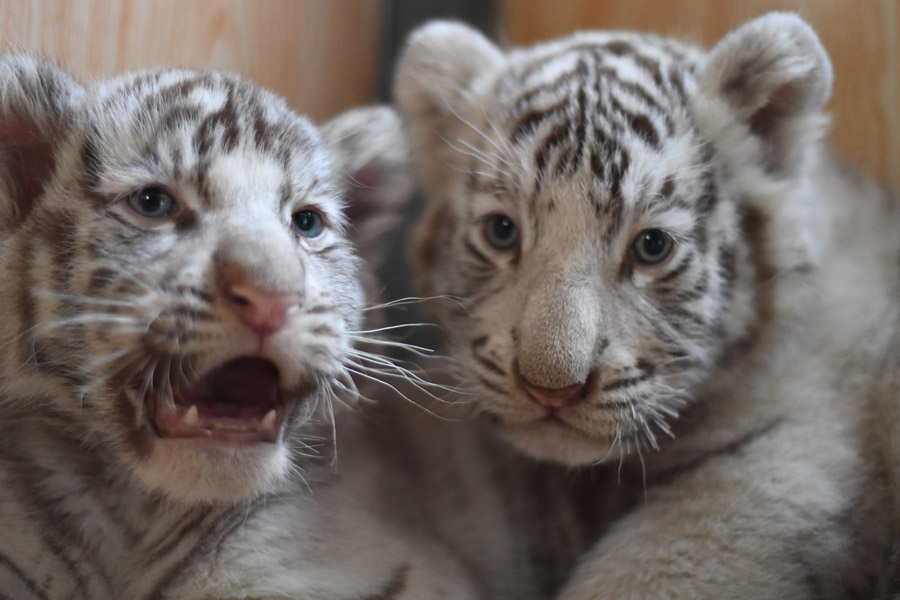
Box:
[175,358,279,419]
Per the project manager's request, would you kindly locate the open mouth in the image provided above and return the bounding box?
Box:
[149,357,284,445]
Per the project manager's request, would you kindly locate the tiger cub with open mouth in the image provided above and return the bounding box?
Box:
[397,12,900,598]
[0,55,539,599]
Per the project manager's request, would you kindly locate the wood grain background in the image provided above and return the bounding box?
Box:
[0,0,380,123]
[501,0,900,189]
[0,1,896,189]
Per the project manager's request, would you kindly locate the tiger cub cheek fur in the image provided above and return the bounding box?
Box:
[0,55,410,503]
[397,14,830,465]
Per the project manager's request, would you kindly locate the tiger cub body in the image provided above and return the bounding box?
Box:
[397,13,900,598]
[0,55,540,599]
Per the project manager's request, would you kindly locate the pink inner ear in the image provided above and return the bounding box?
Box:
[344,165,381,223]
[0,118,56,222]
[748,82,806,138]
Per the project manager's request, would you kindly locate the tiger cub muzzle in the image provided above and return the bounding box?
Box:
[129,254,318,448]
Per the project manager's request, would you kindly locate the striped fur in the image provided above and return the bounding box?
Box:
[0,55,543,599]
[397,13,900,598]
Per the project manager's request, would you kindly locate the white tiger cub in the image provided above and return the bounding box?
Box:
[397,13,900,599]
[0,54,542,599]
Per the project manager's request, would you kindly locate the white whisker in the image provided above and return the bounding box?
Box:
[324,386,338,466]
[346,358,458,405]
[635,441,648,501]
[35,290,135,307]
[363,294,471,312]
[350,361,464,400]
[348,335,435,356]
[345,367,461,422]
[81,349,129,375]
[39,314,138,331]
[348,322,435,335]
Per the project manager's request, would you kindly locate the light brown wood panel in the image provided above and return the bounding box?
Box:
[0,0,381,122]
[501,0,900,190]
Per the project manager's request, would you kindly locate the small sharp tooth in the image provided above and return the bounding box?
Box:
[261,409,277,433]
[183,405,199,427]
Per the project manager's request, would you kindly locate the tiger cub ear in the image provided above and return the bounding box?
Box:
[0,54,84,231]
[692,12,833,177]
[394,21,504,194]
[321,105,414,260]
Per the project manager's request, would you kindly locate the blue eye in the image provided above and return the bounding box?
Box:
[127,187,177,218]
[483,214,519,250]
[292,209,324,238]
[632,229,674,265]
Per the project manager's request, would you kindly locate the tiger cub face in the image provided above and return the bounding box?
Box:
[397,14,832,465]
[0,55,410,502]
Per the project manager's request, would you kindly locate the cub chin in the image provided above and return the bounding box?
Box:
[397,13,900,598]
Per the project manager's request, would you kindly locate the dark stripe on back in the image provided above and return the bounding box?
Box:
[0,449,98,597]
[725,204,776,353]
[360,565,410,600]
[145,506,215,565]
[146,509,236,600]
[0,553,50,600]
[651,418,785,485]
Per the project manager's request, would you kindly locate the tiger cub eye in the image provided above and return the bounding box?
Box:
[127,187,178,219]
[631,229,674,265]
[484,214,519,250]
[292,209,324,238]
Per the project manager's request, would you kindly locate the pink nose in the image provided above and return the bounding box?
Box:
[225,282,301,338]
[522,378,586,409]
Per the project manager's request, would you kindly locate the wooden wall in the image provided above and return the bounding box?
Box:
[2,1,895,189]
[501,0,900,190]
[0,0,381,123]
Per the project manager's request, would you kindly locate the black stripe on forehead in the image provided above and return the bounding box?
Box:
[511,37,685,101]
[631,155,716,228]
[155,75,215,108]
[510,100,568,144]
[572,58,593,146]
[480,47,710,245]
[501,43,689,199]
[80,127,102,193]
[534,121,570,183]
[85,71,321,207]
[192,81,241,158]
[252,103,285,155]
[157,105,203,137]
[607,92,660,149]
[103,71,305,158]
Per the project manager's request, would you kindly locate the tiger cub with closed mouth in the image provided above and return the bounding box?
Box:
[0,55,538,599]
[397,12,900,598]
